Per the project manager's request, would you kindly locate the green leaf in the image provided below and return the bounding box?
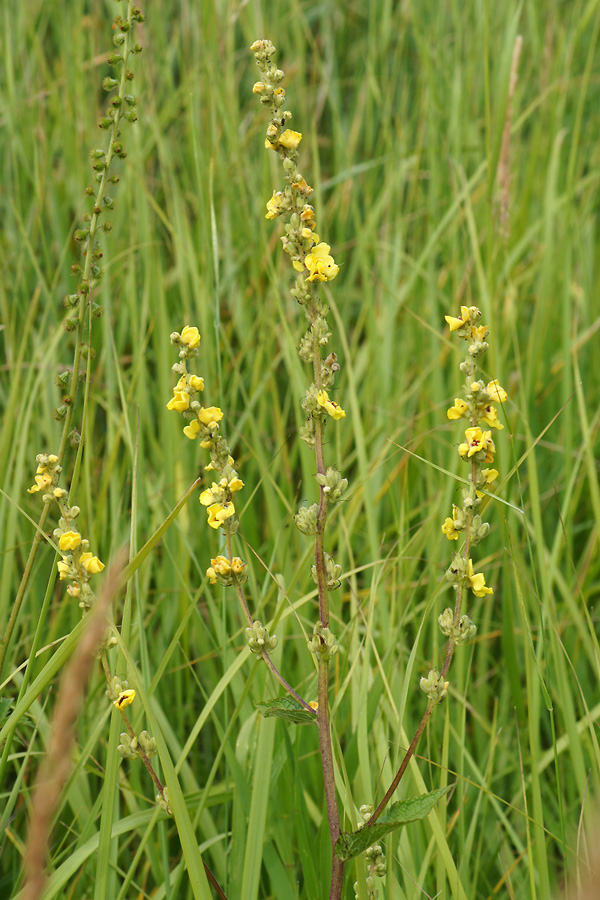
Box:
[334,786,452,861]
[255,696,317,724]
[0,697,11,726]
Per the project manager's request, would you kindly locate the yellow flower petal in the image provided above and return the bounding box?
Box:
[114,689,136,710]
[183,419,201,440]
[59,530,82,552]
[180,326,200,349]
[80,552,105,575]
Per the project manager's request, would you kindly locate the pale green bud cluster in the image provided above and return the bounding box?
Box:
[438,608,477,645]
[353,813,386,900]
[246,620,278,657]
[419,669,449,704]
[315,466,348,502]
[156,787,173,816]
[311,552,342,590]
[294,503,319,535]
[444,555,469,587]
[117,729,158,760]
[106,676,130,702]
[308,622,339,661]
[365,844,386,876]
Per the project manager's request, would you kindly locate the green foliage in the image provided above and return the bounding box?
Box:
[1,0,600,898]
[335,787,452,862]
[255,696,318,724]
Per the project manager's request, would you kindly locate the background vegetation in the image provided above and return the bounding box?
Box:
[1,0,600,897]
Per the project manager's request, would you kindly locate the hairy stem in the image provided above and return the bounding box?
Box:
[227,533,315,714]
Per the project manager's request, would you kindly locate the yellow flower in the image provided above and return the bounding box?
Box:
[442,517,458,540]
[266,191,285,219]
[80,552,105,575]
[305,243,339,282]
[199,483,222,507]
[292,259,304,272]
[278,129,302,150]
[114,689,136,710]
[458,427,495,460]
[27,473,53,494]
[206,555,232,583]
[316,390,346,420]
[445,306,471,332]
[470,324,489,342]
[206,502,235,530]
[480,404,503,430]
[300,205,316,224]
[292,178,313,196]
[59,530,82,552]
[477,467,499,498]
[252,81,265,94]
[308,700,319,711]
[447,398,468,421]
[188,375,204,392]
[183,419,201,440]
[166,390,190,412]
[230,557,245,575]
[487,380,507,404]
[228,477,244,492]
[466,559,493,597]
[57,559,70,580]
[198,406,223,426]
[180,325,201,349]
[482,468,499,485]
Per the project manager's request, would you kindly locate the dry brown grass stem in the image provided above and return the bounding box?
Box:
[497,34,523,241]
[21,552,126,900]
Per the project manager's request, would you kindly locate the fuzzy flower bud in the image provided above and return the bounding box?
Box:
[246,620,278,657]
[294,503,319,535]
[419,669,449,704]
[315,466,348,501]
[307,621,339,661]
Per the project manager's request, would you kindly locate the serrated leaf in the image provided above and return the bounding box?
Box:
[255,696,317,724]
[334,785,452,861]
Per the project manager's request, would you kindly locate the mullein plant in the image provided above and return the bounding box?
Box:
[250,36,350,898]
[165,40,507,900]
[0,0,144,682]
[248,42,507,898]
[166,327,316,711]
[1,0,175,841]
[19,0,182,822]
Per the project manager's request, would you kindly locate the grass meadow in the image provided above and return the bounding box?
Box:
[1,0,600,898]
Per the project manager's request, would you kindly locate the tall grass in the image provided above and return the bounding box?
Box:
[1,0,600,897]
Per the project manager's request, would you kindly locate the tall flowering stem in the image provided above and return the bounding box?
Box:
[251,39,348,896]
[369,305,507,825]
[166,327,315,714]
[24,454,173,812]
[0,0,144,682]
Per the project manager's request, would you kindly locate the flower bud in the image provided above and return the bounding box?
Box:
[294,503,319,535]
[419,669,448,703]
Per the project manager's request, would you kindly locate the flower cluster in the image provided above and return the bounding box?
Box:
[28,454,105,611]
[206,555,247,586]
[439,305,507,639]
[251,42,339,288]
[251,39,346,452]
[354,807,387,900]
[58,5,144,418]
[167,326,248,585]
